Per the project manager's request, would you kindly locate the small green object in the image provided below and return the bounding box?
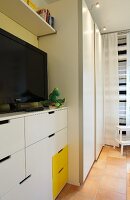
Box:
[41,88,65,108]
[49,87,60,102]
[55,102,60,108]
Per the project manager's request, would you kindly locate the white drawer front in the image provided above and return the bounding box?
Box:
[25,109,67,146]
[55,109,67,132]
[0,150,25,198]
[50,128,67,155]
[1,173,52,200]
[25,111,56,146]
[0,118,24,160]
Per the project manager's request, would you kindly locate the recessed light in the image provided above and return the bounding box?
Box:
[95,2,100,8]
[91,2,100,10]
[103,27,107,31]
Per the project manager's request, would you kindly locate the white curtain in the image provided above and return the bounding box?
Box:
[126,33,130,125]
[103,33,119,146]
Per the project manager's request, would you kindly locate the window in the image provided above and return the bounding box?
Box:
[118,34,127,126]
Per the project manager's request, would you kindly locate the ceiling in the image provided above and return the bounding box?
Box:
[85,0,130,33]
[32,0,130,34]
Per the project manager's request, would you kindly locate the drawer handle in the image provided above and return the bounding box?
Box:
[48,111,55,114]
[48,133,55,138]
[0,155,11,163]
[58,148,63,153]
[58,168,63,174]
[19,174,31,184]
[0,120,9,125]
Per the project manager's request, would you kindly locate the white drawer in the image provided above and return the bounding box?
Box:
[49,128,68,155]
[55,109,67,132]
[25,111,56,146]
[0,118,24,160]
[0,150,25,198]
[25,109,67,146]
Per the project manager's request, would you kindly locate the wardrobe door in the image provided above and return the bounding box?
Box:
[95,24,104,159]
[82,0,95,181]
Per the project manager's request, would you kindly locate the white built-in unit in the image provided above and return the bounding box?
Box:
[82,0,95,181]
[0,0,56,37]
[39,0,104,185]
[95,24,104,159]
[0,107,67,200]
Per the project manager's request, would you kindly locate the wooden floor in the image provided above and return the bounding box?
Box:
[56,145,130,200]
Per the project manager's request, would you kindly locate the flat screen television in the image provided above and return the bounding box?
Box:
[0,28,48,107]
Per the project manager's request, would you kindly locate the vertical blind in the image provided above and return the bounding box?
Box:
[118,34,127,126]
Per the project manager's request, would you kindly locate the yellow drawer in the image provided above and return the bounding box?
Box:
[52,145,68,176]
[53,165,68,199]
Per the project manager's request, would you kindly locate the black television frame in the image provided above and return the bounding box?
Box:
[0,28,48,110]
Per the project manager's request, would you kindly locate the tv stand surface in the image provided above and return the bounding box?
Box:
[25,106,44,112]
[0,102,46,114]
[0,107,67,121]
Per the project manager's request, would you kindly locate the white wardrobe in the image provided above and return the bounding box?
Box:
[82,0,104,181]
[82,0,95,181]
[38,0,104,185]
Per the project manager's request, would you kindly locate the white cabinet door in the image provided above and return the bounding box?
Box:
[26,137,53,200]
[95,24,104,159]
[0,150,25,198]
[82,0,95,181]
[2,138,53,200]
[1,176,33,200]
[0,118,24,160]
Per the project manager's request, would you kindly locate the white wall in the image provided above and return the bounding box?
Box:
[82,0,95,181]
[38,0,80,185]
[95,24,104,159]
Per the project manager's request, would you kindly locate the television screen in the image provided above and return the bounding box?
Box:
[0,28,48,105]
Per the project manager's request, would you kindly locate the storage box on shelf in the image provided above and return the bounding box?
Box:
[36,9,55,28]
[0,107,68,200]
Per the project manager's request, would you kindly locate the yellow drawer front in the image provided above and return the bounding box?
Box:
[52,145,68,176]
[53,165,68,199]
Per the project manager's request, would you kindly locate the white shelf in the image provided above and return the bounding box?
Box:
[0,0,56,37]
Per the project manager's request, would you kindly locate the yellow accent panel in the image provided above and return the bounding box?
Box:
[52,145,68,199]
[53,166,68,199]
[0,12,38,47]
[53,145,68,176]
